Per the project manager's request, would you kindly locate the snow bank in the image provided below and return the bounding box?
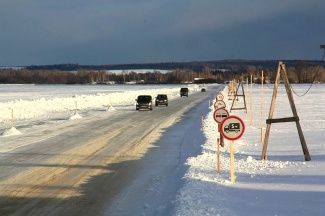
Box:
[174,84,325,216]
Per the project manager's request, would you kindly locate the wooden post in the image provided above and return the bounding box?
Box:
[261,62,311,161]
[246,78,248,119]
[262,63,281,160]
[250,75,253,126]
[260,70,264,142]
[281,64,311,161]
[230,140,235,183]
[217,137,220,175]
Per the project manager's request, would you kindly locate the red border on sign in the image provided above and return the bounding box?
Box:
[214,100,226,110]
[220,115,245,140]
[213,108,229,123]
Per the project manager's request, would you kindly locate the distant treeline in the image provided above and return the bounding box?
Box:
[1,60,324,84]
[25,59,325,72]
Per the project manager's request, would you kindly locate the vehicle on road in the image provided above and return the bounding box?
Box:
[201,88,206,92]
[136,95,153,110]
[180,88,189,97]
[155,94,168,106]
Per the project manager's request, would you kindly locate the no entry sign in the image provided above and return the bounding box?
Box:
[220,115,245,140]
[213,108,229,123]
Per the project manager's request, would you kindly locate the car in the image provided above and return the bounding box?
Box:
[155,94,168,106]
[180,88,189,97]
[201,88,206,92]
[136,95,153,110]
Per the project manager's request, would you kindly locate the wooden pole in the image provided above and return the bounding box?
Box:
[261,63,281,160]
[217,137,220,175]
[246,78,248,119]
[250,75,253,126]
[280,64,311,161]
[260,70,264,142]
[230,140,235,183]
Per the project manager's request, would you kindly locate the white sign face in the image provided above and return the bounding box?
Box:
[213,108,229,123]
[220,116,245,140]
[216,93,224,101]
[214,100,226,110]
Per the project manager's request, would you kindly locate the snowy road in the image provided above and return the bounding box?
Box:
[0,85,223,215]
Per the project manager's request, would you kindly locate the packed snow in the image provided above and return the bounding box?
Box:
[1,83,324,215]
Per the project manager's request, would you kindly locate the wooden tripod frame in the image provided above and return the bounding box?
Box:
[261,61,311,161]
[230,81,247,113]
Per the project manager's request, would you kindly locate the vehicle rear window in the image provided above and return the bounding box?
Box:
[138,96,152,102]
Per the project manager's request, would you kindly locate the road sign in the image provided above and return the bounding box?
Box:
[220,115,245,140]
[216,93,224,101]
[213,108,229,123]
[214,100,226,110]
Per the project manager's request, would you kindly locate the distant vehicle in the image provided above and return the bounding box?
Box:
[201,88,206,92]
[224,123,240,133]
[155,94,168,106]
[180,88,189,97]
[136,95,153,110]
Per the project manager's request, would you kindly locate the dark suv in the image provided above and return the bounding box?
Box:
[180,88,189,97]
[155,94,168,106]
[136,95,153,110]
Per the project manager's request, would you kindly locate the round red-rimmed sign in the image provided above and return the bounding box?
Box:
[214,100,226,110]
[220,115,245,140]
[213,108,229,123]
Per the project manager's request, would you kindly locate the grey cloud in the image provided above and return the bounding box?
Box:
[0,0,324,66]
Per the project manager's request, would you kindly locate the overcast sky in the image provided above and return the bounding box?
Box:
[1,0,325,66]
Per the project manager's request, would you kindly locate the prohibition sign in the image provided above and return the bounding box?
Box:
[220,115,245,140]
[214,100,226,110]
[213,108,229,124]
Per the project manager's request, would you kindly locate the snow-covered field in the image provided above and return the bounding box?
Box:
[1,83,324,215]
[175,83,325,216]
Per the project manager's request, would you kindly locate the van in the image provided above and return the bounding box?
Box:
[136,95,153,110]
[180,88,189,97]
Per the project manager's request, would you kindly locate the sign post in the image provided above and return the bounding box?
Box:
[213,108,229,173]
[220,115,245,183]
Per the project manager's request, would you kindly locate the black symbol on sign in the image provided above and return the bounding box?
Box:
[224,123,240,133]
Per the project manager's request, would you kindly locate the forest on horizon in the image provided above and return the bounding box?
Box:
[1,59,325,84]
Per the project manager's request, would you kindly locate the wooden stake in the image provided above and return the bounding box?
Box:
[230,140,235,183]
[260,70,264,142]
[217,137,220,175]
[250,75,253,126]
[246,78,248,119]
